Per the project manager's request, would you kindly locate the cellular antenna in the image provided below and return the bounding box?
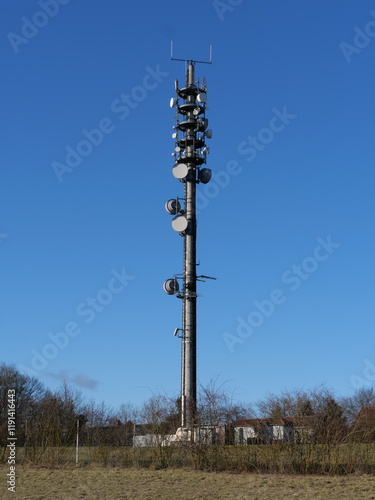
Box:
[170,41,213,65]
[163,49,214,442]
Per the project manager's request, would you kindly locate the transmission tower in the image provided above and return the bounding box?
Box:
[163,48,214,436]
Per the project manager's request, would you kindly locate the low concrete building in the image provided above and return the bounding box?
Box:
[231,416,315,444]
[285,416,316,443]
[133,425,227,447]
[133,417,318,447]
[231,418,290,444]
[133,433,177,447]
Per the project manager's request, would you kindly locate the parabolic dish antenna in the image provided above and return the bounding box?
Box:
[197,93,207,103]
[199,168,212,184]
[172,163,188,180]
[172,215,188,232]
[165,199,181,215]
[163,278,179,295]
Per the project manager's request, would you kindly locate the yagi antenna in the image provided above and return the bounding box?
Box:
[170,41,213,65]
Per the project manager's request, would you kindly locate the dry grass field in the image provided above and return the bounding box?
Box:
[1,466,375,500]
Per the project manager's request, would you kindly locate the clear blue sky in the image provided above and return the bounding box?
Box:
[1,0,374,413]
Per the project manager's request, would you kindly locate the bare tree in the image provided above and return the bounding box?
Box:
[79,399,117,464]
[0,363,45,458]
[197,378,251,427]
[118,401,138,424]
[136,393,180,468]
[112,401,139,446]
[257,387,316,419]
[257,385,348,444]
[139,393,179,438]
[341,387,375,426]
[24,382,84,464]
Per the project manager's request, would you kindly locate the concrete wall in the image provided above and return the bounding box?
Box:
[234,424,295,444]
[234,425,270,444]
[133,426,227,447]
[133,434,175,447]
[133,424,305,446]
[271,425,293,443]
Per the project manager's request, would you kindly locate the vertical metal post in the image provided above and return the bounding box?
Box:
[75,418,79,465]
[181,286,186,428]
[164,52,212,440]
[183,62,197,430]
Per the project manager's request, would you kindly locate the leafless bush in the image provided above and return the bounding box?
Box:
[197,378,252,428]
[0,363,45,460]
[257,385,348,444]
[24,382,83,465]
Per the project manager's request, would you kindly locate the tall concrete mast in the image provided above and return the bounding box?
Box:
[164,49,213,434]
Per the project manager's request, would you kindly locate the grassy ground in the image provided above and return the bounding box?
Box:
[8,443,375,474]
[1,466,375,500]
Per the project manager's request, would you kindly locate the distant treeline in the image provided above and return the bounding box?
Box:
[1,363,375,472]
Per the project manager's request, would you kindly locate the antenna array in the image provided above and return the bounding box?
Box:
[163,54,213,434]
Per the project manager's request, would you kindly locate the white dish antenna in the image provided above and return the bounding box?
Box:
[172,163,188,180]
[197,93,207,103]
[172,215,188,232]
